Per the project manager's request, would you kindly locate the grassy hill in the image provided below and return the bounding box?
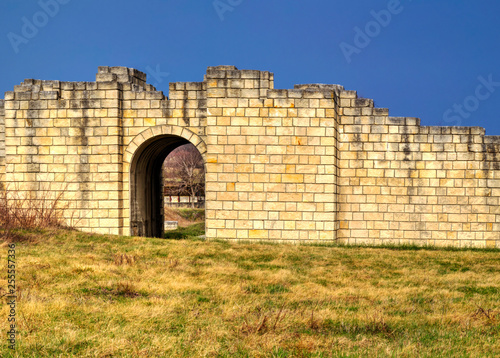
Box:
[1,228,499,357]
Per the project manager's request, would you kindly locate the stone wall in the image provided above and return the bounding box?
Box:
[204,68,339,241]
[0,65,499,246]
[337,94,500,247]
[1,67,206,235]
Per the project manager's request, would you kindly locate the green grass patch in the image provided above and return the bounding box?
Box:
[164,222,205,240]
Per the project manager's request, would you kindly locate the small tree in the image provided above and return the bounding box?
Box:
[163,144,205,208]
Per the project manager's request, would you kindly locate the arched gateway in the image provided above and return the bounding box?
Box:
[126,126,206,238]
[0,66,499,247]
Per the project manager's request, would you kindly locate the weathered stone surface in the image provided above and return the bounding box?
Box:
[0,66,499,247]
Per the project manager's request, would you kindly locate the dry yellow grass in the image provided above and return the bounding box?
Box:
[0,228,499,357]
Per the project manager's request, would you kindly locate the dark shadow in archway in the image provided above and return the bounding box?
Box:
[130,134,193,238]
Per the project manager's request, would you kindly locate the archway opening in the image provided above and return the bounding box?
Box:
[163,143,205,209]
[130,134,204,238]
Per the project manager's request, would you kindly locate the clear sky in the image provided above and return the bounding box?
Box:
[1,0,500,134]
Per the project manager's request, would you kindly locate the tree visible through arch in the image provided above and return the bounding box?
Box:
[163,144,205,209]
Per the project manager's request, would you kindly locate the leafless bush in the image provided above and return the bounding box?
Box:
[0,186,69,232]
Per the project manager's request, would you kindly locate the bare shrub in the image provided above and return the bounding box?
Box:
[0,186,69,231]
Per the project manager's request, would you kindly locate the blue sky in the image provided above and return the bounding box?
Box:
[1,0,500,134]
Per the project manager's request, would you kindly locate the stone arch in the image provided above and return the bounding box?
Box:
[125,125,206,238]
[124,125,207,164]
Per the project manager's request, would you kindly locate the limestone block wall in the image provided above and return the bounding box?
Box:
[1,67,207,235]
[204,67,339,241]
[0,65,499,246]
[337,91,500,247]
[2,72,130,234]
